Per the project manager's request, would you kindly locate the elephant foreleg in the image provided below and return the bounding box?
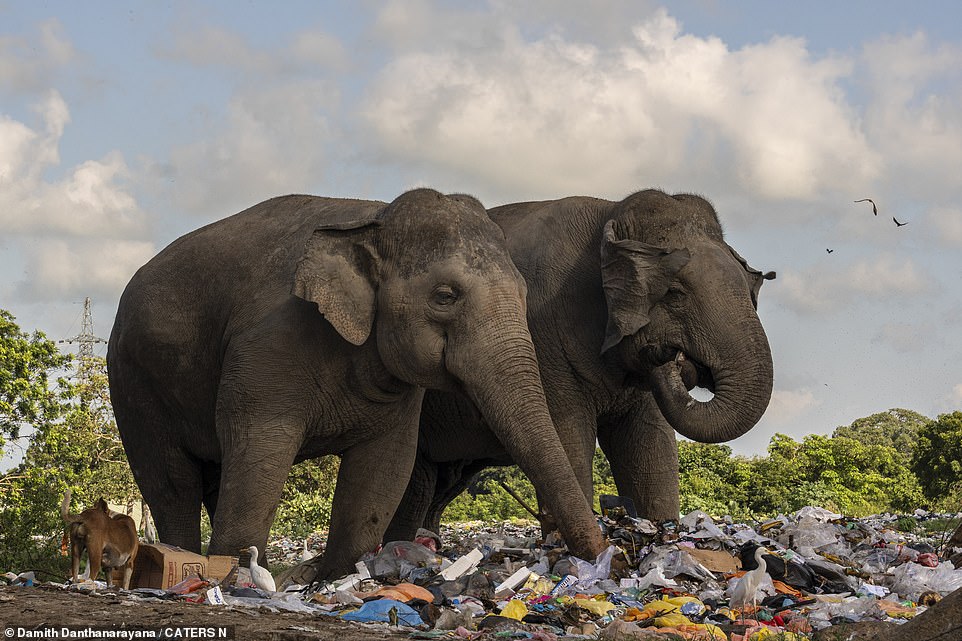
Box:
[207,434,300,566]
[598,394,680,521]
[315,414,420,581]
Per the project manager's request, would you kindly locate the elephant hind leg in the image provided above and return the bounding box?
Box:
[423,460,492,535]
[139,450,206,552]
[382,454,438,544]
[111,359,207,552]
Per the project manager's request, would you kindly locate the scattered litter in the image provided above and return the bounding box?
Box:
[6,504,962,639]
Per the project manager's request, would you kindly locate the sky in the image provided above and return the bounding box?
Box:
[2,1,961,464]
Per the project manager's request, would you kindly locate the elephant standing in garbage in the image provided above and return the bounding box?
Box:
[384,189,775,540]
[107,189,605,581]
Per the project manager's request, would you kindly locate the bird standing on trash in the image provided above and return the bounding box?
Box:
[301,539,314,562]
[730,545,769,621]
[246,545,276,593]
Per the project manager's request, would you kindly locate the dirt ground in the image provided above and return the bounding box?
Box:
[0,584,409,641]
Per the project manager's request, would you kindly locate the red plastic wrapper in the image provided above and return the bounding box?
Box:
[166,575,211,594]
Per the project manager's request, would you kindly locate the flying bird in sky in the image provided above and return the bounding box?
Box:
[854,198,878,215]
[893,217,908,227]
[826,248,834,253]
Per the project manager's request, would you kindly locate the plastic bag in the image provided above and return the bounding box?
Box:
[889,560,962,601]
[366,541,442,580]
[340,599,424,626]
[571,544,617,591]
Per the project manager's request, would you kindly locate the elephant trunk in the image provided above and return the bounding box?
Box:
[651,316,773,443]
[450,320,605,561]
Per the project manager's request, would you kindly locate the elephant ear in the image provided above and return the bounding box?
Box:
[292,219,382,346]
[727,246,776,309]
[600,220,690,354]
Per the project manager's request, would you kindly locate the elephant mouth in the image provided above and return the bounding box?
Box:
[645,347,715,393]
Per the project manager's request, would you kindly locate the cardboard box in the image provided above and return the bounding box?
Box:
[128,543,237,589]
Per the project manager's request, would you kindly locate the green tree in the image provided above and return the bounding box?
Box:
[912,411,962,508]
[833,408,929,464]
[678,442,752,519]
[0,309,70,459]
[443,465,538,523]
[272,456,340,539]
[592,447,618,508]
[0,355,141,574]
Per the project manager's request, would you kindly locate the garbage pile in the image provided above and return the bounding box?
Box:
[5,505,962,640]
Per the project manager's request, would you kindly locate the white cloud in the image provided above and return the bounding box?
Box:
[929,205,962,248]
[361,8,879,205]
[0,19,77,93]
[950,384,962,406]
[772,254,931,315]
[163,25,348,74]
[165,83,336,219]
[871,322,927,354]
[847,254,930,297]
[861,33,962,198]
[15,239,156,303]
[762,388,819,426]
[0,89,152,306]
[0,92,146,237]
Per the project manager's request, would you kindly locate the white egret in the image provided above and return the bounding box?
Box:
[301,539,314,562]
[730,545,768,621]
[246,545,276,593]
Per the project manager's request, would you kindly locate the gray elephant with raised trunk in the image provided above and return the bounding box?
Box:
[107,189,605,581]
[384,189,775,540]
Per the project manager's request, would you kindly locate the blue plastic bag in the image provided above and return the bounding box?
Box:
[340,599,424,626]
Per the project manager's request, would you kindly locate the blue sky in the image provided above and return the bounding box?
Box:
[2,1,961,465]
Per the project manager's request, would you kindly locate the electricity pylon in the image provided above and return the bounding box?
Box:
[59,297,107,385]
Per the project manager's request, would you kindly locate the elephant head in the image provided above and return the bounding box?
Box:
[292,188,604,558]
[600,190,774,443]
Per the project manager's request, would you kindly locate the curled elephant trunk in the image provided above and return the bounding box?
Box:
[650,320,773,443]
[450,321,605,561]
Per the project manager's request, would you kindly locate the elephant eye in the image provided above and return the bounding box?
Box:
[431,285,460,307]
[664,284,686,305]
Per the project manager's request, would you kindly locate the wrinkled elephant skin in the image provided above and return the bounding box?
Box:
[385,189,775,540]
[108,189,604,581]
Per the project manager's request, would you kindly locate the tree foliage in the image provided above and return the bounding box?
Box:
[272,456,339,539]
[0,355,142,574]
[678,442,751,519]
[912,411,962,507]
[0,310,69,458]
[443,466,538,523]
[833,408,928,464]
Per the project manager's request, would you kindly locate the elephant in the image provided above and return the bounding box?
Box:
[383,189,775,541]
[106,188,605,581]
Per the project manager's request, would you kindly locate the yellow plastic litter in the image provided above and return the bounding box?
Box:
[500,599,528,621]
[740,628,804,641]
[641,600,679,615]
[652,612,693,627]
[623,606,649,621]
[521,573,556,596]
[573,598,616,616]
[664,595,707,616]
